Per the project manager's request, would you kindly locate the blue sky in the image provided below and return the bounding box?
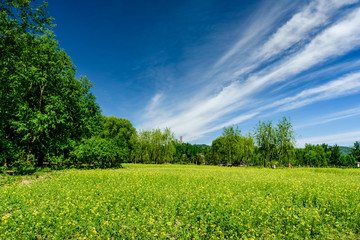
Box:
[47,0,360,147]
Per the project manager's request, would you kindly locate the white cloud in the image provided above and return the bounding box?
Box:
[252,0,358,63]
[142,81,251,140]
[297,130,360,147]
[260,71,360,112]
[144,93,163,118]
[139,1,360,142]
[295,106,360,129]
[213,0,293,68]
[242,6,360,94]
[182,112,259,142]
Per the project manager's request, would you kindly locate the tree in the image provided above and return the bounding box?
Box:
[210,127,255,166]
[276,117,296,166]
[329,144,341,166]
[0,0,102,169]
[352,141,360,163]
[101,116,135,142]
[99,116,136,163]
[71,137,121,168]
[340,154,355,167]
[130,128,176,164]
[253,117,296,167]
[295,148,306,166]
[159,128,176,164]
[303,144,329,167]
[175,143,211,165]
[254,121,276,167]
[222,126,242,165]
[210,136,226,165]
[1,0,54,167]
[240,134,255,166]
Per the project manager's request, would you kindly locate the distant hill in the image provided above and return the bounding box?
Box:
[339,146,352,156]
[194,144,210,147]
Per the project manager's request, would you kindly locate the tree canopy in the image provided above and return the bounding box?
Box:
[0,0,102,169]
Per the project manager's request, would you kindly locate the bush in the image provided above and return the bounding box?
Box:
[71,137,123,168]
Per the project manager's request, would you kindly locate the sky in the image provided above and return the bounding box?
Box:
[47,0,360,147]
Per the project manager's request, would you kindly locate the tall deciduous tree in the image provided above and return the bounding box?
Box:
[352,141,360,163]
[210,127,254,166]
[222,126,242,165]
[254,117,295,167]
[99,116,135,162]
[0,0,102,168]
[276,117,296,166]
[303,144,329,167]
[240,134,255,166]
[1,0,53,167]
[329,144,341,166]
[254,121,276,167]
[131,128,176,164]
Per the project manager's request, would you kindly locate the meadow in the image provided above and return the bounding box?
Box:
[0,165,359,239]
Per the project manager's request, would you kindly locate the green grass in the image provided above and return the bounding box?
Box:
[1,165,359,239]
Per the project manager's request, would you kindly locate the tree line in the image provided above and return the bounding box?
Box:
[127,117,360,167]
[1,1,359,172]
[207,118,360,168]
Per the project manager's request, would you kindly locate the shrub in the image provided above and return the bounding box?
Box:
[71,137,123,168]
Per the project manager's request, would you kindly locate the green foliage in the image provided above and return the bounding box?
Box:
[339,146,352,156]
[303,144,329,167]
[340,154,356,167]
[254,120,276,167]
[329,144,341,166]
[174,143,210,164]
[1,0,53,167]
[352,141,360,162]
[222,126,242,164]
[210,126,255,165]
[295,143,359,167]
[254,117,295,167]
[276,117,295,165]
[71,137,122,168]
[98,116,136,163]
[100,116,135,144]
[131,128,176,164]
[1,165,359,238]
[0,0,103,168]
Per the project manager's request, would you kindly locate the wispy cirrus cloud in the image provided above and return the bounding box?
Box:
[251,0,358,63]
[295,105,360,129]
[139,0,360,143]
[144,93,163,119]
[297,130,360,147]
[259,71,360,113]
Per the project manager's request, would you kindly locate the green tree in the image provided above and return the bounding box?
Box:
[222,126,242,165]
[340,154,355,167]
[276,117,296,166]
[295,148,306,166]
[303,144,328,167]
[210,127,255,166]
[329,144,341,166]
[71,137,121,168]
[99,116,136,163]
[0,0,102,169]
[352,141,360,163]
[210,136,226,165]
[241,135,255,166]
[175,143,211,165]
[254,121,276,167]
[130,128,176,164]
[159,128,176,164]
[1,0,53,168]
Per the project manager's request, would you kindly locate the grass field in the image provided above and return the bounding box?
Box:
[1,164,359,239]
